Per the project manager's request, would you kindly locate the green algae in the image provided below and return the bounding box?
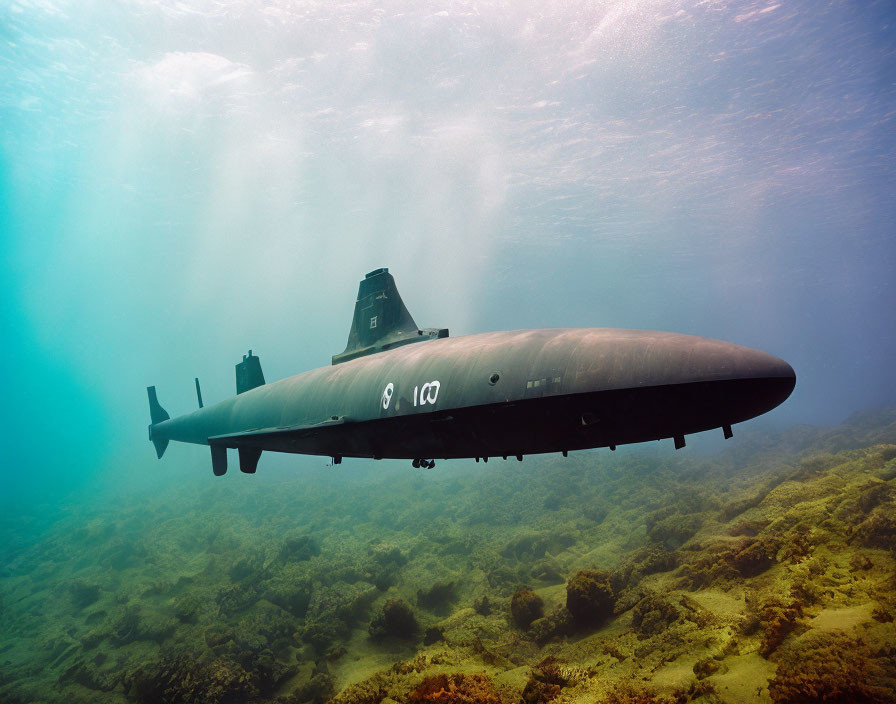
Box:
[1,411,895,703]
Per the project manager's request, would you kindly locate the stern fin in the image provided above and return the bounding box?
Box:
[147,386,170,459]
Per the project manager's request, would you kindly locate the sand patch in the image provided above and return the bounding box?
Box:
[710,653,775,703]
[805,603,875,633]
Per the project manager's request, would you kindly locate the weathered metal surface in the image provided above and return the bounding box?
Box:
[148,319,795,469]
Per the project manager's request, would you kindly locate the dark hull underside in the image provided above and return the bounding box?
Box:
[212,376,795,460]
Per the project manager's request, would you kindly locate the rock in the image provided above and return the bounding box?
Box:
[423,626,444,645]
[263,578,312,618]
[529,606,574,645]
[369,598,418,639]
[205,627,235,649]
[510,587,544,629]
[279,535,320,563]
[416,581,456,614]
[566,570,614,628]
[66,579,102,609]
[473,594,492,615]
[631,593,680,638]
[173,593,202,623]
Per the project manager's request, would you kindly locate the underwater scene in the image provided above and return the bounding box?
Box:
[2,1,895,703]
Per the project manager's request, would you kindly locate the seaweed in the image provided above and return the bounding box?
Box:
[849,513,896,552]
[596,684,686,704]
[233,601,299,654]
[677,535,781,589]
[301,618,344,652]
[255,651,299,697]
[768,632,896,703]
[126,655,257,704]
[521,656,577,703]
[691,657,719,680]
[327,679,392,704]
[754,596,803,658]
[307,580,377,634]
[406,673,503,704]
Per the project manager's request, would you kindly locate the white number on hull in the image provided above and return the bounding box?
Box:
[413,380,441,406]
[381,379,442,410]
[381,382,394,409]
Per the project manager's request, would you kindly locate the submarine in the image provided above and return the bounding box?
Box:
[147,268,795,475]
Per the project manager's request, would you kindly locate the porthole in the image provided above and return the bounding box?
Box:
[488,372,500,385]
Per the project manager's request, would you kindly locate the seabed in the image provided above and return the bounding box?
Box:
[1,410,895,704]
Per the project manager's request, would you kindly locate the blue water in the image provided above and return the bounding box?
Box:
[1,3,895,701]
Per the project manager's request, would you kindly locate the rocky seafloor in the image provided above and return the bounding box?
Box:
[2,410,895,704]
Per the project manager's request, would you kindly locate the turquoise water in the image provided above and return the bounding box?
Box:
[2,2,895,702]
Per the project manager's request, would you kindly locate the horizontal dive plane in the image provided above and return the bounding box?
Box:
[147,268,795,475]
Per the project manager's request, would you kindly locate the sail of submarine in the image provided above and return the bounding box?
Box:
[147,268,795,475]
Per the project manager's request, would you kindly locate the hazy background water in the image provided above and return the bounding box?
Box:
[2,0,894,513]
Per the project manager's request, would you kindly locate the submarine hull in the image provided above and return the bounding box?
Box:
[149,328,796,465]
[257,377,795,459]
